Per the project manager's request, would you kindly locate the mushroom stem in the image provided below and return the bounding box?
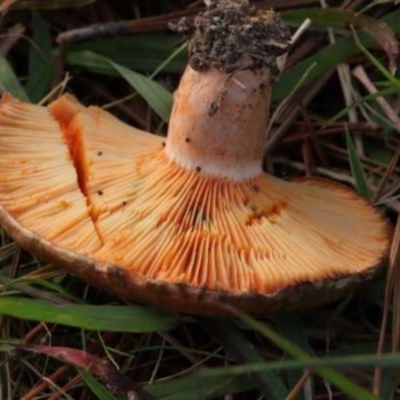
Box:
[165,0,291,181]
[166,66,271,181]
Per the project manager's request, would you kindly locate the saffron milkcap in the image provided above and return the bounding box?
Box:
[0,1,391,315]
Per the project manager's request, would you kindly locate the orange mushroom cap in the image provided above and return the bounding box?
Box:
[0,1,391,315]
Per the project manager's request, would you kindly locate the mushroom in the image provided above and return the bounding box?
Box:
[0,1,391,315]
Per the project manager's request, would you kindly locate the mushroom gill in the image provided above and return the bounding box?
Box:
[0,94,101,253]
[0,94,390,300]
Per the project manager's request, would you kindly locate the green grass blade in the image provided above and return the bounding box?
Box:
[107,58,173,122]
[150,42,187,79]
[28,12,52,76]
[146,374,252,400]
[274,8,400,102]
[199,352,400,377]
[75,51,172,121]
[68,35,186,74]
[80,369,120,400]
[283,7,397,61]
[0,297,176,332]
[229,310,378,400]
[275,313,312,400]
[345,130,370,199]
[21,278,84,303]
[352,28,400,86]
[324,85,400,127]
[26,12,55,102]
[203,319,288,400]
[0,54,29,101]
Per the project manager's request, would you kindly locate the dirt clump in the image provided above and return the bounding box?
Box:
[171,0,291,75]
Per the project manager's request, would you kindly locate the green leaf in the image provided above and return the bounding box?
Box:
[0,297,176,332]
[345,130,370,199]
[0,54,29,101]
[26,12,55,102]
